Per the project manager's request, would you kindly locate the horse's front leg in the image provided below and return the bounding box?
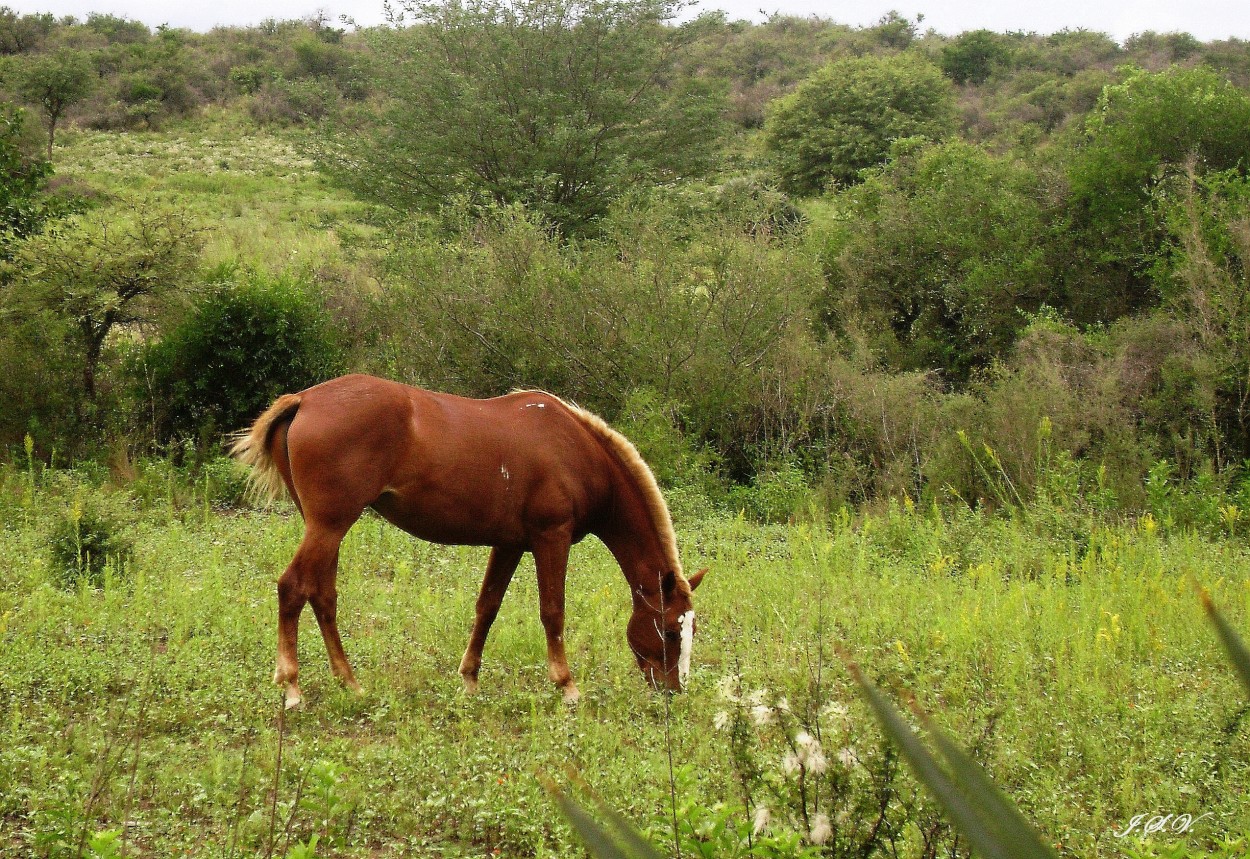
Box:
[533,531,579,704]
[459,546,523,693]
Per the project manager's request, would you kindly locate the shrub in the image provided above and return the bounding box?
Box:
[372,201,821,478]
[228,64,265,95]
[1063,65,1250,322]
[764,52,956,194]
[941,30,1014,85]
[200,454,252,508]
[134,270,344,447]
[248,78,336,125]
[729,460,811,523]
[822,138,1055,382]
[48,494,133,589]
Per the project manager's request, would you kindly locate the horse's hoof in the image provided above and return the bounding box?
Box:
[461,675,480,695]
[562,684,580,705]
[284,685,303,710]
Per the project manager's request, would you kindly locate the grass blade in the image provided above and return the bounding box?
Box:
[1202,591,1250,699]
[549,789,636,859]
[926,723,1058,859]
[847,662,1016,859]
[546,775,667,859]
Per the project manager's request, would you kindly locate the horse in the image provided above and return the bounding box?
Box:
[232,373,706,708]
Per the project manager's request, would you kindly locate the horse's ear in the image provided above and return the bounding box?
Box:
[688,568,707,591]
[661,571,677,594]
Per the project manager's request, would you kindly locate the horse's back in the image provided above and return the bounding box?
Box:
[285,375,614,547]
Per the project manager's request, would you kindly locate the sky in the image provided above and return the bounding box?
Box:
[7,0,1250,43]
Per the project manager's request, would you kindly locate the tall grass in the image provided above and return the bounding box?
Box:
[0,466,1246,855]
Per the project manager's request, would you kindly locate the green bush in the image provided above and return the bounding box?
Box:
[133,270,344,447]
[248,78,337,125]
[1063,65,1250,322]
[764,52,956,194]
[941,30,1014,85]
[372,202,821,478]
[199,454,252,508]
[822,138,1055,381]
[48,495,133,589]
[729,460,811,523]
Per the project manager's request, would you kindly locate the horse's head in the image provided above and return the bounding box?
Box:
[628,568,707,691]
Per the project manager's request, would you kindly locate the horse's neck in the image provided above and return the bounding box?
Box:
[597,477,670,599]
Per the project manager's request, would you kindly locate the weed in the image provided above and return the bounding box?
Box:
[47,493,133,589]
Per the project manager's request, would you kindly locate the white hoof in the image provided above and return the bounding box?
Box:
[284,685,303,710]
[461,675,480,695]
[562,684,581,705]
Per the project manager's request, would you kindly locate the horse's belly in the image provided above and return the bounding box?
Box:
[370,489,526,548]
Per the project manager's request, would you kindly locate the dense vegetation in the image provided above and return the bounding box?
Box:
[2,465,1247,857]
[3,3,1250,513]
[1,2,1249,857]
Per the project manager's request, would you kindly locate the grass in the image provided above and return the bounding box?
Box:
[1,467,1248,857]
[53,114,383,284]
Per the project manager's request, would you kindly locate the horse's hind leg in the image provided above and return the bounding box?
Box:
[459,546,523,693]
[309,548,362,696]
[275,522,354,708]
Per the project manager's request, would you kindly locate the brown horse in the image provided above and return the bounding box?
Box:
[232,374,705,708]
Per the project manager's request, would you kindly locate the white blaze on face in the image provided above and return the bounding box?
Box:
[677,610,695,687]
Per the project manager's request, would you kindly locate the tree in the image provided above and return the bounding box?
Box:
[0,106,57,257]
[0,7,55,54]
[941,30,1013,85]
[1062,65,1250,322]
[10,205,203,410]
[16,48,94,159]
[138,273,344,444]
[323,0,725,235]
[764,52,955,195]
[824,138,1056,382]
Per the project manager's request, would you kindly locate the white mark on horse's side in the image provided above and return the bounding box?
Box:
[525,402,546,409]
[677,610,695,688]
[500,464,510,481]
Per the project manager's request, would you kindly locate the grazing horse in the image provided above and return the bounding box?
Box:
[232,374,705,708]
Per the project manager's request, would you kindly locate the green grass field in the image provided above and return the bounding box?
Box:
[1,464,1247,858]
[6,118,1245,858]
[54,117,381,283]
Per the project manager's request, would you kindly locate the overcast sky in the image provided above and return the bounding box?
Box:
[7,0,1250,42]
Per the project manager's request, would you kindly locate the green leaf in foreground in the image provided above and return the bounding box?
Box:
[548,781,666,859]
[1201,590,1250,698]
[845,660,1059,859]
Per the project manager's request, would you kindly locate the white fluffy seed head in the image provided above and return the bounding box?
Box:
[752,805,770,836]
[809,813,832,845]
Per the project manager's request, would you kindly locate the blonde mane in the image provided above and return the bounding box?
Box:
[516,391,685,588]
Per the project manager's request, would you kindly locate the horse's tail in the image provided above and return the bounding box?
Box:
[230,394,303,503]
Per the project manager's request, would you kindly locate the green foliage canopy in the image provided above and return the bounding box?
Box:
[940,29,1014,85]
[0,106,55,256]
[1063,65,1250,321]
[138,273,344,444]
[10,205,203,405]
[14,47,94,158]
[764,51,956,195]
[324,0,725,234]
[825,138,1055,381]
